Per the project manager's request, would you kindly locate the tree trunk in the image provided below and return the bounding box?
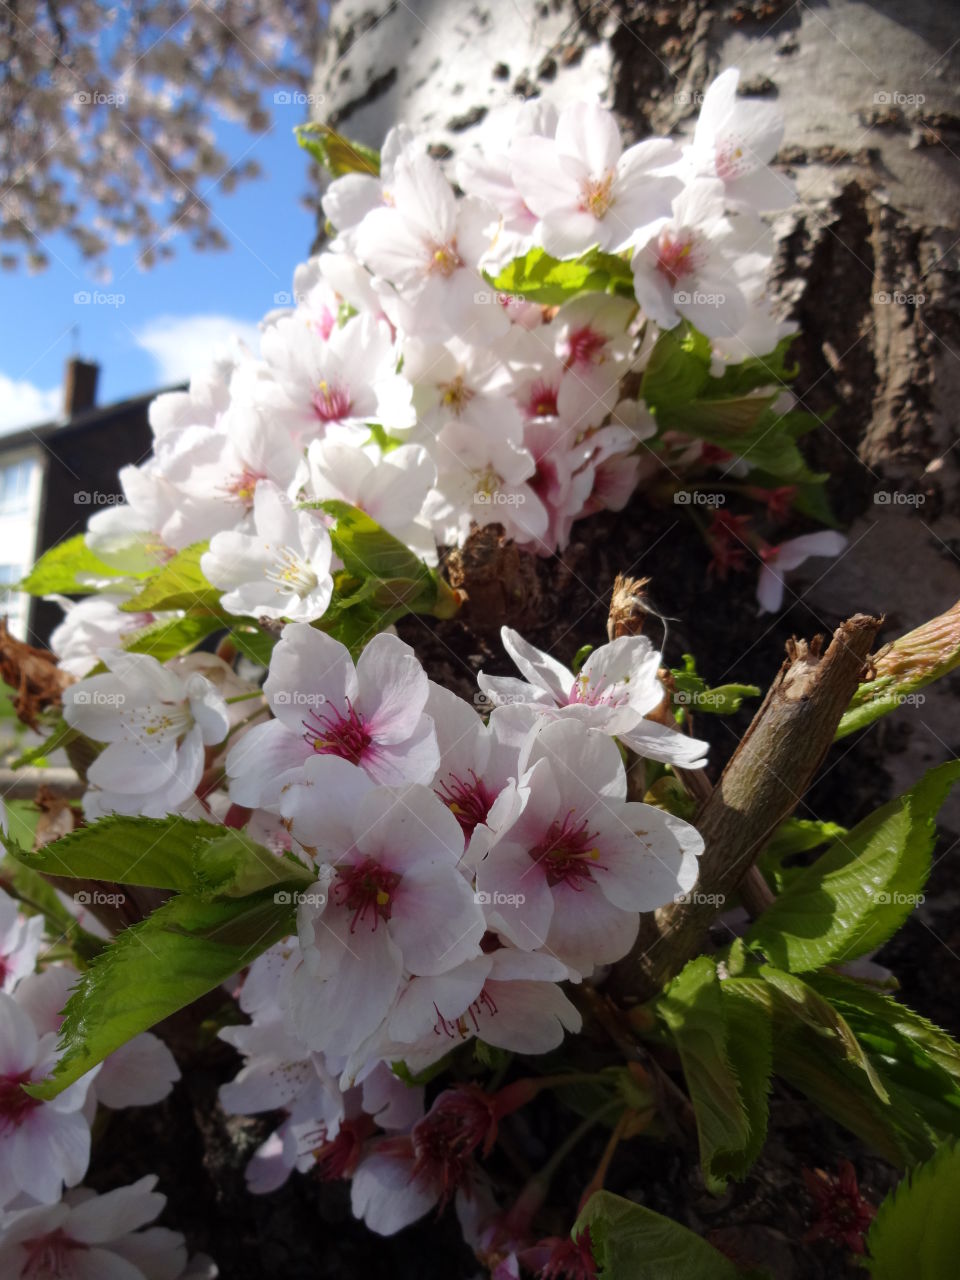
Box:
[312,0,960,822]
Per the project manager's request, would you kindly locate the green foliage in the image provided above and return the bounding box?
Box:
[670,653,760,718]
[304,501,459,654]
[121,543,221,613]
[744,761,960,972]
[26,890,296,1099]
[837,604,960,739]
[866,1142,960,1279]
[122,612,224,661]
[575,1190,744,1280]
[5,814,313,1098]
[490,246,634,304]
[295,122,380,177]
[658,957,771,1191]
[2,814,313,899]
[642,325,824,483]
[18,534,135,596]
[755,817,850,894]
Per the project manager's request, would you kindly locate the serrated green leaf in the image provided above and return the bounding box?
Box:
[295,122,380,178]
[121,543,220,613]
[755,817,849,893]
[837,601,960,739]
[659,956,770,1191]
[744,761,960,972]
[641,323,712,413]
[18,534,135,596]
[490,246,632,304]
[123,612,224,661]
[807,972,960,1143]
[866,1142,960,1279]
[729,971,923,1166]
[3,815,313,900]
[574,1190,742,1280]
[670,653,760,716]
[27,890,295,1098]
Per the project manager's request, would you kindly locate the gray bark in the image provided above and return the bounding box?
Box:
[312,0,960,820]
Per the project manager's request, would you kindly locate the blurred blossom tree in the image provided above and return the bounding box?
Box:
[0,0,323,273]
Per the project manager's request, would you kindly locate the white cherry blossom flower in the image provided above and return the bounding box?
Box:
[63,650,230,820]
[756,531,848,613]
[201,480,334,623]
[510,100,681,257]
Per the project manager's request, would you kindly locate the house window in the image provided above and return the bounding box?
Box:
[0,458,36,515]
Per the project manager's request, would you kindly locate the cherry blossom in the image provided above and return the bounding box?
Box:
[756,531,848,613]
[201,480,334,622]
[478,627,709,767]
[63,650,231,819]
[510,100,681,257]
[630,178,765,337]
[280,757,484,1055]
[686,68,793,212]
[226,624,439,809]
[0,890,45,995]
[0,1176,196,1279]
[475,718,703,974]
[0,990,96,1208]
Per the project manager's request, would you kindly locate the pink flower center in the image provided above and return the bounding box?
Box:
[567,672,629,710]
[434,769,494,838]
[333,857,401,932]
[312,379,354,423]
[655,230,699,286]
[441,375,474,414]
[428,240,463,278]
[715,137,750,182]
[303,1116,373,1180]
[315,306,337,341]
[539,1228,598,1280]
[412,1087,497,1207]
[433,988,499,1039]
[221,466,266,507]
[529,809,606,888]
[22,1228,88,1278]
[0,1072,41,1131]
[525,379,559,418]
[564,325,608,369]
[302,699,372,766]
[578,172,614,219]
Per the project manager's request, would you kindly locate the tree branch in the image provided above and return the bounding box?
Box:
[609,612,883,1003]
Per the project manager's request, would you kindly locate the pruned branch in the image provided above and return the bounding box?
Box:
[609,612,883,1003]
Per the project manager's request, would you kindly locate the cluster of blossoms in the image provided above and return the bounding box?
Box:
[55,620,706,1248]
[0,872,215,1277]
[65,68,840,625]
[2,71,849,1273]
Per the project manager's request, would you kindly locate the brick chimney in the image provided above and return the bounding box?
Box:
[63,358,99,418]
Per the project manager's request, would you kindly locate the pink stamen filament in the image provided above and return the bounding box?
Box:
[529,809,607,888]
[333,857,401,933]
[302,698,371,765]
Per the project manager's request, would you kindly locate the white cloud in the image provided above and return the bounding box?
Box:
[135,313,261,384]
[0,373,61,434]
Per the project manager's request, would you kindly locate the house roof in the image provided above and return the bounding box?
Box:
[0,384,185,457]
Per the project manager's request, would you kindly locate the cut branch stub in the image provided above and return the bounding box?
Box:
[609,612,883,1004]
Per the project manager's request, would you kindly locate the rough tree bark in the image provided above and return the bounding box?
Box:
[311,0,960,820]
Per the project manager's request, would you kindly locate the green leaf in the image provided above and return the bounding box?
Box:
[574,1190,742,1280]
[123,612,224,661]
[28,890,295,1098]
[229,622,278,667]
[837,601,960,739]
[808,972,960,1144]
[670,653,760,717]
[728,970,924,1166]
[744,761,960,972]
[12,716,78,768]
[755,817,849,894]
[0,855,105,965]
[489,246,633,304]
[121,543,221,613]
[295,122,380,177]
[3,815,313,900]
[866,1142,960,1279]
[704,334,799,397]
[18,534,133,596]
[658,957,770,1191]
[641,323,712,413]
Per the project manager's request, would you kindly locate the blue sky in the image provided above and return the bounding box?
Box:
[1,109,318,432]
